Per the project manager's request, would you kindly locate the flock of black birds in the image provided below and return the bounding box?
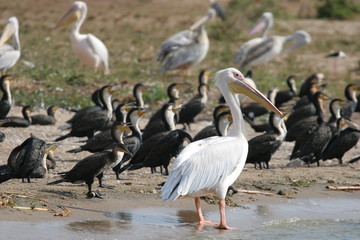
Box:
[0,69,359,198]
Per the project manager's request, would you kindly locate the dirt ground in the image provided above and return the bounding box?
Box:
[0,104,359,221]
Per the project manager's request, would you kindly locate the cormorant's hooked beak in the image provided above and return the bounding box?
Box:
[45,143,60,155]
[141,85,148,93]
[172,106,183,113]
[0,119,10,126]
[352,84,359,91]
[124,102,137,112]
[55,4,80,29]
[228,80,284,118]
[108,84,123,94]
[338,100,348,107]
[118,122,131,132]
[345,118,360,131]
[118,144,132,156]
[137,108,149,117]
[0,20,16,45]
[319,93,330,102]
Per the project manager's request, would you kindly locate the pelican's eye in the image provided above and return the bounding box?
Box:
[233,72,242,80]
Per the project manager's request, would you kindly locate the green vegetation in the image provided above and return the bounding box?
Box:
[291,179,312,188]
[1,0,358,109]
[317,0,360,20]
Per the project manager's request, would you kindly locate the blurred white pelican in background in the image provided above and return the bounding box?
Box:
[161,68,283,229]
[0,16,20,75]
[233,12,273,64]
[55,1,110,75]
[157,2,225,73]
[235,30,311,69]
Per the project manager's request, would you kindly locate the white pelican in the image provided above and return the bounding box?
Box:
[161,67,283,229]
[0,17,20,75]
[235,30,311,69]
[55,1,110,75]
[233,12,273,64]
[157,3,225,73]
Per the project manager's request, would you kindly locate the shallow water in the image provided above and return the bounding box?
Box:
[1,197,359,240]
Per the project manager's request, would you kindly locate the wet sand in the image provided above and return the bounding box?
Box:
[0,106,359,238]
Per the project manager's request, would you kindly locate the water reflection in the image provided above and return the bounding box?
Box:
[106,208,181,226]
[255,205,273,217]
[67,220,113,233]
[176,210,198,224]
[104,211,133,229]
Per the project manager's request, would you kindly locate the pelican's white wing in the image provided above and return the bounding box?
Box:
[161,136,248,201]
[86,33,109,71]
[233,37,263,64]
[0,44,20,70]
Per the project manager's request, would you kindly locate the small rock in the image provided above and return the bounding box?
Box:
[277,189,297,196]
[286,159,305,167]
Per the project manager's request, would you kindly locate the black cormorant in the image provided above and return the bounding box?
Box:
[340,84,359,119]
[198,70,211,85]
[285,82,321,128]
[112,108,146,179]
[48,143,130,198]
[275,75,297,107]
[133,83,147,108]
[321,118,360,164]
[60,87,106,130]
[246,112,287,169]
[55,85,120,141]
[285,98,345,142]
[1,105,33,128]
[178,83,209,130]
[142,83,181,141]
[0,75,12,119]
[126,129,192,175]
[193,109,231,141]
[6,136,50,183]
[0,119,9,142]
[67,121,130,153]
[118,103,180,175]
[290,92,333,166]
[31,105,58,125]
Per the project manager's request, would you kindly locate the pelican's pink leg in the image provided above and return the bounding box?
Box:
[195,197,217,226]
[217,199,234,230]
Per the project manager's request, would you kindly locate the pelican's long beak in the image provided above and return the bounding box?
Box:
[55,4,80,28]
[283,30,311,54]
[248,16,267,36]
[0,21,15,45]
[229,80,283,118]
[190,14,210,31]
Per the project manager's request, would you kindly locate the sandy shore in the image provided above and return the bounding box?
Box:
[0,106,359,223]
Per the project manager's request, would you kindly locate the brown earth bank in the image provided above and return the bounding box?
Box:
[0,106,359,222]
[0,0,359,226]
